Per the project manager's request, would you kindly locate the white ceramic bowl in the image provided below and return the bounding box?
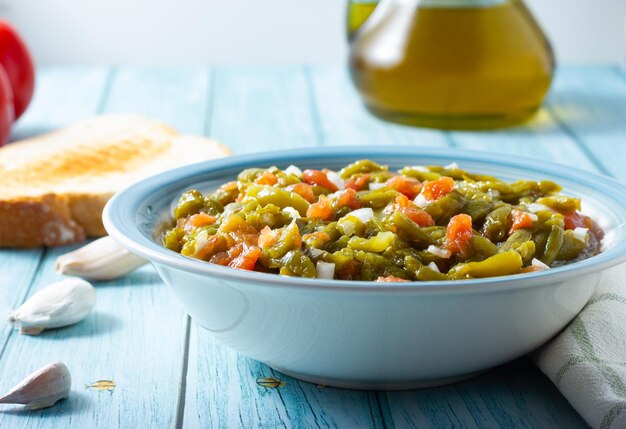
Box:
[103,147,626,389]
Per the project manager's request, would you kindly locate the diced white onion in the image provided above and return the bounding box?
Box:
[531,258,550,271]
[409,165,430,173]
[284,165,303,178]
[368,182,387,191]
[427,262,441,273]
[283,207,301,219]
[528,213,539,222]
[427,245,451,259]
[348,208,374,223]
[525,203,551,213]
[316,261,336,279]
[573,227,589,243]
[487,189,501,199]
[414,193,429,209]
[326,170,345,190]
[444,162,459,170]
[338,219,357,236]
[194,230,208,252]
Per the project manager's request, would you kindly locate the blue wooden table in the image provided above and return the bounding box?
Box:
[1,64,625,428]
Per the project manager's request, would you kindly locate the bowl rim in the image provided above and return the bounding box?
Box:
[103,146,626,294]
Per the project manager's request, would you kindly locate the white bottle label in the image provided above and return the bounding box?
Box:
[420,0,507,8]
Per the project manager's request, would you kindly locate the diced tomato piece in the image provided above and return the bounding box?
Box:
[209,251,231,266]
[336,188,362,210]
[384,195,435,227]
[395,194,410,207]
[195,235,226,260]
[344,174,371,191]
[445,214,473,256]
[564,211,591,230]
[286,183,315,203]
[229,246,262,271]
[375,275,409,283]
[421,176,455,201]
[188,212,216,228]
[385,175,422,199]
[306,195,333,220]
[510,209,534,234]
[401,206,435,227]
[258,226,279,249]
[254,171,278,185]
[303,169,339,192]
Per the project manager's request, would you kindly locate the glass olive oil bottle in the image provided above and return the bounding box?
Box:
[348,0,555,129]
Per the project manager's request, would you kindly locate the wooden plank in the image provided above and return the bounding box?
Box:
[0,67,209,428]
[185,332,384,429]
[308,66,449,147]
[384,359,588,429]
[209,66,320,154]
[184,65,386,429]
[0,66,110,365]
[103,67,209,135]
[448,108,598,173]
[546,66,626,179]
[11,67,110,141]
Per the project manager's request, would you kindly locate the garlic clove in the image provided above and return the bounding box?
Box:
[9,278,96,335]
[55,236,147,281]
[0,361,71,410]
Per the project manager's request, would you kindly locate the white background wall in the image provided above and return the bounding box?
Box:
[1,0,624,65]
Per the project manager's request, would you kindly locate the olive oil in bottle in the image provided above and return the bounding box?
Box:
[348,0,555,129]
[347,0,379,40]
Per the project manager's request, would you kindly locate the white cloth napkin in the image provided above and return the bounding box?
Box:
[534,263,626,429]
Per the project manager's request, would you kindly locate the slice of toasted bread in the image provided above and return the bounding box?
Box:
[0,115,231,247]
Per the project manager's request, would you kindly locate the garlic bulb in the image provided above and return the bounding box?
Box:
[55,236,147,281]
[9,278,96,335]
[0,361,71,410]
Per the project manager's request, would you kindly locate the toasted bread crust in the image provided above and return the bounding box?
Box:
[0,195,85,247]
[0,115,230,248]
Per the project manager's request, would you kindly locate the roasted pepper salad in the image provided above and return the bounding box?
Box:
[162,160,601,282]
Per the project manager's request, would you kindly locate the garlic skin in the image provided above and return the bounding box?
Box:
[0,361,71,410]
[9,278,96,335]
[55,236,147,281]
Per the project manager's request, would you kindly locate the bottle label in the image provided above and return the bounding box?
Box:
[420,0,507,7]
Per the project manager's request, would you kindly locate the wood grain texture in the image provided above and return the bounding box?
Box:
[209,66,320,154]
[546,66,626,179]
[448,107,598,173]
[0,67,208,428]
[308,66,449,147]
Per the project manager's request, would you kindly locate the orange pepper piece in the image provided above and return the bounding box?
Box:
[303,169,339,192]
[255,171,279,186]
[421,176,455,201]
[509,209,534,234]
[344,174,371,191]
[286,183,315,203]
[306,195,333,220]
[385,175,422,200]
[336,188,362,210]
[445,213,473,256]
